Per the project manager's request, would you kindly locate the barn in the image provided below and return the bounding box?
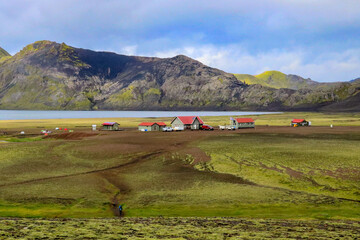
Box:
[291,119,310,127]
[231,118,255,129]
[102,122,120,131]
[138,122,166,131]
[171,116,204,130]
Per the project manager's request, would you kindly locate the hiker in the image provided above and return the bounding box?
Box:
[118,205,123,216]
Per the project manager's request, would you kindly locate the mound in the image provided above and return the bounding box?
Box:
[45,132,98,140]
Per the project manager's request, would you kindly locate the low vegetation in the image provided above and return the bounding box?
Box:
[0,112,359,237]
[1,217,359,239]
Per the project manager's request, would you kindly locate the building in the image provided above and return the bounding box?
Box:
[230,118,255,129]
[102,122,120,131]
[171,116,204,130]
[138,122,166,131]
[291,119,310,127]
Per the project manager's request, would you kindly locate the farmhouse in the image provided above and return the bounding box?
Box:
[291,119,310,127]
[231,118,255,129]
[171,116,204,130]
[102,122,119,131]
[138,122,166,131]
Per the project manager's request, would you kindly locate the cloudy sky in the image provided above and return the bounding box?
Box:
[1,0,360,82]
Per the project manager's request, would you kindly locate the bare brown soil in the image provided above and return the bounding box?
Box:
[44,132,98,140]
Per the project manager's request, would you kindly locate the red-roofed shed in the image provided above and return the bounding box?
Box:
[138,122,167,131]
[102,122,119,131]
[231,117,255,128]
[291,119,309,127]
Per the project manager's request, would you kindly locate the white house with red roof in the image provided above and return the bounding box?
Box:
[231,117,255,129]
[102,122,120,131]
[291,119,309,127]
[171,116,204,130]
[138,122,166,131]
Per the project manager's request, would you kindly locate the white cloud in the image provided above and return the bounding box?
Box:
[120,45,138,56]
[150,45,360,82]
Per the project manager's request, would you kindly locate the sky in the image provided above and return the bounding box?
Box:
[1,0,360,82]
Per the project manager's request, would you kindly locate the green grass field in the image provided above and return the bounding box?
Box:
[0,112,359,222]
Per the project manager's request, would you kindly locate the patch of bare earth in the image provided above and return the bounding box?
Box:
[45,132,98,140]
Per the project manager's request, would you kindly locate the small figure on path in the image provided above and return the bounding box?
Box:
[118,205,123,216]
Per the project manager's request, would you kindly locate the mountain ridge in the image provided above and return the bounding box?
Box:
[0,40,359,111]
[234,70,319,90]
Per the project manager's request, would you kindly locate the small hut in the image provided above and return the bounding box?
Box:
[138,122,166,131]
[291,119,309,127]
[171,116,204,130]
[102,122,120,131]
[230,118,255,129]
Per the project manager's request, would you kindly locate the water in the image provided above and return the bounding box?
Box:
[0,110,281,120]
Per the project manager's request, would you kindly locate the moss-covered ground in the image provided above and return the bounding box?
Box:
[0,112,359,237]
[1,217,359,239]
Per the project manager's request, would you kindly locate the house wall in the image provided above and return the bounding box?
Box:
[191,118,201,129]
[237,122,255,128]
[138,126,151,131]
[152,124,160,131]
[171,118,185,128]
[138,124,160,131]
[103,123,119,131]
[291,121,309,127]
[103,125,113,130]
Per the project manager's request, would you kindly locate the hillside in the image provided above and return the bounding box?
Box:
[0,47,11,63]
[0,40,359,111]
[234,70,318,90]
[0,47,10,59]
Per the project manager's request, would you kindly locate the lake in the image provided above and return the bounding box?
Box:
[0,110,281,120]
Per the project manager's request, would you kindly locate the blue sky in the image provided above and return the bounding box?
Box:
[1,0,360,82]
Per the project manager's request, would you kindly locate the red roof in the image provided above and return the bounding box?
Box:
[102,122,118,126]
[235,118,254,123]
[292,119,306,123]
[138,122,167,126]
[175,116,204,124]
[156,122,166,126]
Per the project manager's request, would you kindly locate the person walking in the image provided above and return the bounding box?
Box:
[118,205,123,216]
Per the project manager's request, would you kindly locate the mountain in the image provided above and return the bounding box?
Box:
[234,70,318,90]
[0,47,10,58]
[0,40,359,111]
[0,47,11,63]
[0,41,247,110]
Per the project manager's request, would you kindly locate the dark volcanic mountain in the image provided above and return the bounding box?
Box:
[0,40,359,111]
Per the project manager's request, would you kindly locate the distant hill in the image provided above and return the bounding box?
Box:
[234,70,318,90]
[0,40,359,111]
[0,47,10,62]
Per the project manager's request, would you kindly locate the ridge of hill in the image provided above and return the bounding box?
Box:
[234,70,319,90]
[0,47,10,58]
[0,40,359,111]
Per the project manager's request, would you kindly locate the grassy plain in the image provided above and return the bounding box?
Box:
[0,112,359,221]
